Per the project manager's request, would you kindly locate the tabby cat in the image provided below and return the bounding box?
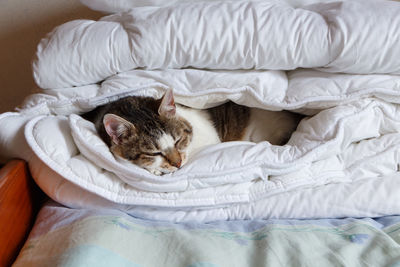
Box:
[84,89,302,175]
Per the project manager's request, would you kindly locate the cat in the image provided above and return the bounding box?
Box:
[84,89,302,175]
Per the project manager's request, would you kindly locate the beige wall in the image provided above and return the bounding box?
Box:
[0,0,102,113]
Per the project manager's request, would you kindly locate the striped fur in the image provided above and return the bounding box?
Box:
[84,91,302,175]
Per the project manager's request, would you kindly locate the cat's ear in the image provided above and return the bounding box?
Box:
[158,89,176,118]
[103,114,136,145]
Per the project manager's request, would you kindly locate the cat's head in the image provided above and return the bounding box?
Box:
[103,89,193,175]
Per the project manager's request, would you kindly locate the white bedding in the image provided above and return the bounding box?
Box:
[1,0,400,222]
[80,0,344,13]
[34,0,400,89]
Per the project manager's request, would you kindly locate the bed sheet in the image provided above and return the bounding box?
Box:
[13,201,400,267]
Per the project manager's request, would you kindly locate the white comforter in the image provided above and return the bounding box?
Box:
[1,0,400,222]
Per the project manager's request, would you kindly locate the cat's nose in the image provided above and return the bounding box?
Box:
[174,159,181,168]
[166,149,182,168]
[171,158,181,168]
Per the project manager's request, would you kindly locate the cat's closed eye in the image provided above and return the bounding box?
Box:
[174,138,182,146]
[147,152,162,157]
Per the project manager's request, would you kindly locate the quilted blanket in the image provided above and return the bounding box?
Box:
[1,0,400,222]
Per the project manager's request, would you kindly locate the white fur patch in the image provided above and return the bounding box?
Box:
[157,133,175,151]
[146,156,164,175]
[176,105,221,157]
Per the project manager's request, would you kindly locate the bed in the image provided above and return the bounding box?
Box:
[2,160,400,266]
[2,0,400,265]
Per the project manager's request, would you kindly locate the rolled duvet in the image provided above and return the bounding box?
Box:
[34,0,400,89]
